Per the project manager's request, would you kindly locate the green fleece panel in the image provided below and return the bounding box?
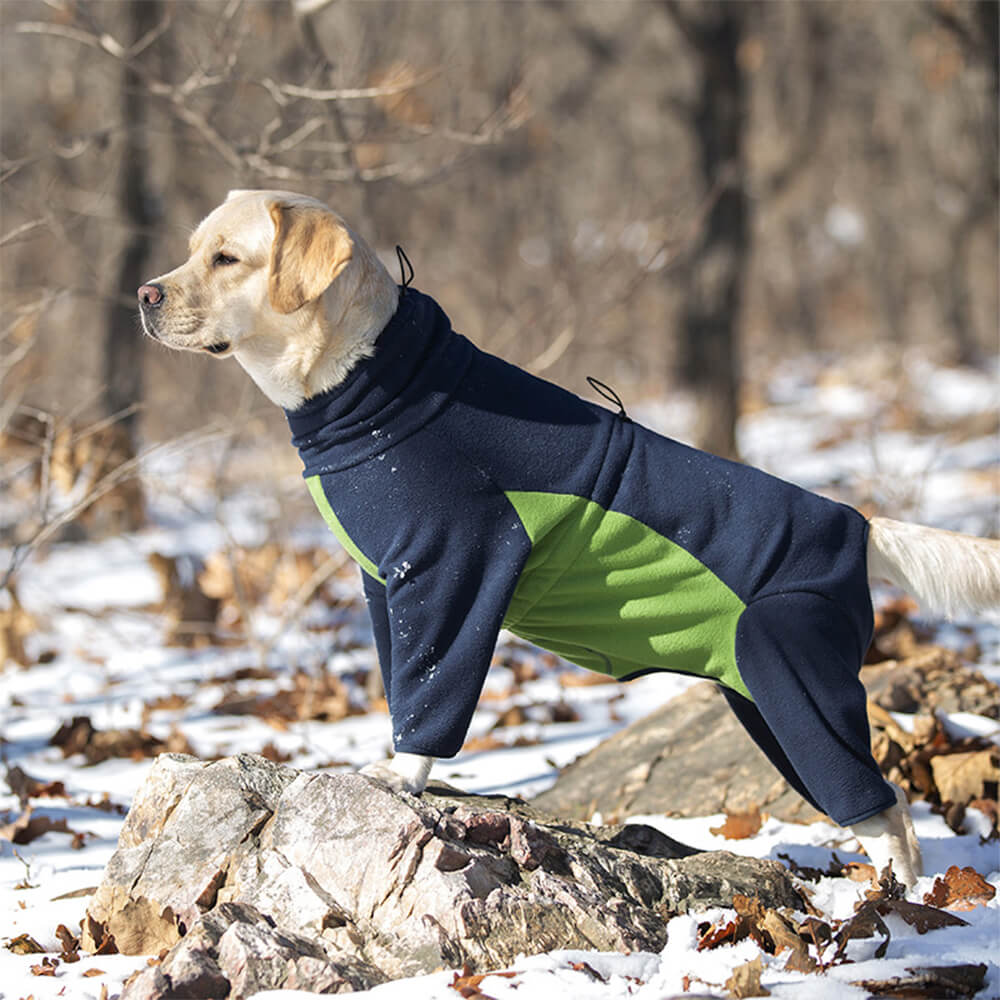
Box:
[502,490,751,699]
[306,475,385,583]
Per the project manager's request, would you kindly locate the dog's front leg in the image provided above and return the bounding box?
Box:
[360,753,435,794]
[848,783,923,889]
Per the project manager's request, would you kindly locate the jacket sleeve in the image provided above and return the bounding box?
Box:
[325,441,533,759]
[380,478,532,758]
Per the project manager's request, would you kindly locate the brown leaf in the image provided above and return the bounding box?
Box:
[4,765,67,807]
[55,923,79,956]
[759,910,817,972]
[0,807,78,845]
[930,749,999,805]
[843,861,878,885]
[833,899,891,962]
[698,917,743,951]
[725,956,771,998]
[923,865,996,911]
[569,960,607,983]
[7,933,45,955]
[448,964,517,1000]
[727,896,818,972]
[30,957,59,976]
[82,968,105,977]
[875,898,968,933]
[710,805,763,840]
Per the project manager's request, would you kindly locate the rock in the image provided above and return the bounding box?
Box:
[532,682,827,824]
[120,902,384,999]
[86,752,803,995]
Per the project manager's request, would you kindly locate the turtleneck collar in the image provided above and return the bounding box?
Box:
[284,287,473,475]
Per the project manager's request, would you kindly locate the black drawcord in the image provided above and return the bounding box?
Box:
[586,376,630,422]
[395,245,414,289]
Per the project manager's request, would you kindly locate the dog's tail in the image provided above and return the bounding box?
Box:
[867,517,1000,619]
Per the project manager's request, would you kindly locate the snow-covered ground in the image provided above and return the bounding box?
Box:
[1,350,998,1000]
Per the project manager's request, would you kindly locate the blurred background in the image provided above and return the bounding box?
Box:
[1,0,997,548]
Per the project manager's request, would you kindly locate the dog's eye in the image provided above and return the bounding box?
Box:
[213,251,239,267]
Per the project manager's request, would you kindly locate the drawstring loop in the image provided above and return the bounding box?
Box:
[395,245,414,289]
[586,376,630,422]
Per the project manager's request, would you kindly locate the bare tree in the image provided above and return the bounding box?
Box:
[663,0,752,459]
[99,0,166,532]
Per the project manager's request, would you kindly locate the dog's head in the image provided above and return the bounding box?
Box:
[138,190,398,407]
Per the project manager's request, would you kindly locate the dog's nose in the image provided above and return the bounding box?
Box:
[138,282,165,309]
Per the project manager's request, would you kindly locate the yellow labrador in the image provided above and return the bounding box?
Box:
[139,189,1000,888]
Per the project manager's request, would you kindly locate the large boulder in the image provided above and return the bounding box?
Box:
[84,753,803,999]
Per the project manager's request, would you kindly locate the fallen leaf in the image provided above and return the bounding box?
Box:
[569,960,607,982]
[0,808,80,846]
[832,899,891,962]
[930,749,1000,805]
[923,865,996,911]
[82,968,105,977]
[725,955,770,998]
[7,933,45,955]
[843,861,877,885]
[449,964,517,999]
[55,923,79,960]
[698,917,743,951]
[30,957,59,976]
[875,898,968,933]
[710,806,763,840]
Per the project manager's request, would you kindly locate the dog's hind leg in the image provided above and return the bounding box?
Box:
[730,593,924,883]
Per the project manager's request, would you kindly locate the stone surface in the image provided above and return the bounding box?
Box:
[86,752,803,995]
[119,902,384,999]
[532,682,827,824]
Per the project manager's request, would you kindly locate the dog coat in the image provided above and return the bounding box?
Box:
[286,288,894,824]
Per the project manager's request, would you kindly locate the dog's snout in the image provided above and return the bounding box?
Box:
[138,282,165,309]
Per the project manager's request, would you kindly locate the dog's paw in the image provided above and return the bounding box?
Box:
[359,753,433,795]
[359,760,415,793]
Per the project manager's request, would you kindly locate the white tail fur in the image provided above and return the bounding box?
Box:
[867,517,1000,619]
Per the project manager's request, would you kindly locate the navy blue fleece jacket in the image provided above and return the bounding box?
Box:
[286,288,892,825]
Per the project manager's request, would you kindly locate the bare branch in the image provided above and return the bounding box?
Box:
[0,219,48,248]
[1,423,234,592]
[261,69,440,104]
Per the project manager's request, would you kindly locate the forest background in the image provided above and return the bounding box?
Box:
[1,0,997,559]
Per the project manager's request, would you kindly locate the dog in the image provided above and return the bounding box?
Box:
[139,189,1000,889]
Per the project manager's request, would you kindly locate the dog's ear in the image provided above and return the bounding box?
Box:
[267,201,354,315]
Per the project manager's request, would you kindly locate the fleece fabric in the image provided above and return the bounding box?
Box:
[285,287,894,825]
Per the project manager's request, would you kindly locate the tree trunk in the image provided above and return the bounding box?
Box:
[669,1,749,460]
[99,0,163,533]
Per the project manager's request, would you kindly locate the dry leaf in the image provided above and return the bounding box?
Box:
[448,964,517,999]
[875,898,968,933]
[30,957,59,976]
[930,749,999,805]
[0,807,79,846]
[711,806,763,840]
[725,956,771,998]
[698,917,743,951]
[569,960,607,983]
[843,861,877,884]
[7,933,45,955]
[923,865,996,911]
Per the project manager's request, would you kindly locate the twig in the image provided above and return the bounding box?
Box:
[1,424,234,592]
[260,69,440,105]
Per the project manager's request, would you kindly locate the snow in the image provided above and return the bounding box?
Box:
[2,352,998,1000]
